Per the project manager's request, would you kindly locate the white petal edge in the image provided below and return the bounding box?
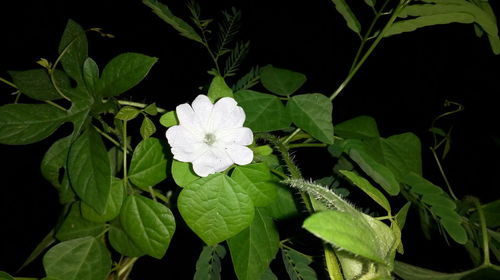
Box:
[191,95,213,130]
[192,147,233,177]
[209,97,239,131]
[217,127,253,146]
[225,145,253,165]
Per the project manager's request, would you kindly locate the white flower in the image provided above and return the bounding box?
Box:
[166,94,254,177]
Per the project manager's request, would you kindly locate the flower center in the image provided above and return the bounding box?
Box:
[204,133,217,146]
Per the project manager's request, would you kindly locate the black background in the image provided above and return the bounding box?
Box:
[1,0,500,278]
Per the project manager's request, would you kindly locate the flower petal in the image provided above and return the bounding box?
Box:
[225,145,253,165]
[209,97,244,130]
[192,147,233,177]
[176,103,204,137]
[191,95,213,130]
[217,127,253,146]
[166,125,206,162]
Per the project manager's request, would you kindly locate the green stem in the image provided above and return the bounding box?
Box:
[430,147,458,200]
[471,197,490,266]
[324,244,344,280]
[0,76,17,88]
[93,124,123,149]
[123,120,129,188]
[288,143,327,149]
[117,257,138,280]
[118,100,166,113]
[45,100,67,111]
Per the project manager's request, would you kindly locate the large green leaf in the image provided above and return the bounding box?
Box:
[227,208,280,280]
[193,245,226,280]
[109,219,145,257]
[0,103,67,145]
[97,52,157,97]
[58,19,88,84]
[331,0,361,35]
[41,136,71,190]
[394,261,500,280]
[142,0,203,43]
[208,75,234,101]
[334,115,379,140]
[9,69,71,101]
[55,203,106,241]
[234,90,291,132]
[83,57,100,96]
[339,170,391,213]
[67,127,112,214]
[178,173,255,245]
[128,137,168,189]
[385,13,475,37]
[281,247,318,280]
[231,163,278,207]
[43,236,111,280]
[264,183,299,220]
[260,65,306,96]
[287,93,334,144]
[81,177,124,223]
[120,195,176,259]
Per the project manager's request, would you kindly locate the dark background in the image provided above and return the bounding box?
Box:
[1,0,499,278]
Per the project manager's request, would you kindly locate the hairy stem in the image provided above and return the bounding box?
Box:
[118,100,166,113]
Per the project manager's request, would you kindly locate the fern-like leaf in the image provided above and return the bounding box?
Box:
[193,245,226,280]
[223,41,249,77]
[232,66,260,91]
[215,7,242,57]
[281,247,318,280]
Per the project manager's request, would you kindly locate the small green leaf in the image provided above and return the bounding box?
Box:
[140,115,156,139]
[281,247,318,280]
[115,106,141,121]
[178,173,255,245]
[334,115,379,139]
[287,93,334,144]
[67,127,112,214]
[120,195,176,259]
[395,202,411,231]
[228,208,280,280]
[128,137,168,189]
[142,0,203,44]
[234,90,291,132]
[159,111,178,127]
[81,177,124,223]
[208,75,234,101]
[422,194,456,209]
[143,103,158,115]
[97,52,157,97]
[385,13,475,37]
[41,136,71,190]
[171,159,200,187]
[331,0,362,34]
[260,65,306,96]
[109,219,145,257]
[401,172,443,195]
[55,203,106,241]
[0,271,15,280]
[364,0,376,8]
[194,245,226,280]
[0,103,67,145]
[471,200,500,228]
[58,19,88,84]
[83,57,99,95]
[9,69,71,101]
[16,229,56,274]
[43,236,111,280]
[440,218,467,245]
[339,170,391,213]
[231,163,278,207]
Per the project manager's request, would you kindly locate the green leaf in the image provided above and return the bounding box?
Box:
[364,0,376,8]
[471,200,500,228]
[142,0,203,43]
[260,65,306,96]
[159,111,178,127]
[140,115,156,139]
[0,103,67,145]
[392,260,500,280]
[171,159,200,187]
[128,137,168,189]
[287,93,334,144]
[265,183,300,220]
[193,245,226,280]
[233,66,261,92]
[58,19,88,84]
[331,0,362,35]
[178,173,255,245]
[208,75,234,101]
[334,115,379,140]
[120,195,176,259]
[234,90,291,132]
[223,41,250,77]
[55,203,106,241]
[143,103,158,115]
[228,208,279,280]
[17,229,56,274]
[281,247,318,280]
[81,177,124,223]
[43,236,111,280]
[0,271,15,280]
[231,163,278,207]
[339,170,391,213]
[440,218,467,245]
[345,140,400,195]
[67,127,112,214]
[400,172,443,195]
[422,194,456,209]
[261,268,278,280]
[9,69,71,101]
[41,136,71,190]
[83,57,99,96]
[395,202,411,231]
[97,52,157,97]
[109,219,145,257]
[303,211,389,263]
[115,106,141,121]
[385,13,475,37]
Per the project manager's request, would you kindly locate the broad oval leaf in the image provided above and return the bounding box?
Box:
[440,218,467,245]
[260,65,306,96]
[128,137,168,189]
[171,159,200,188]
[231,163,278,207]
[41,136,72,190]
[331,0,361,34]
[0,103,67,145]
[9,69,71,101]
[287,93,334,144]
[178,173,255,245]
[208,75,234,101]
[67,127,112,214]
[228,208,280,280]
[385,13,474,37]
[159,111,178,128]
[55,203,105,241]
[140,115,156,139]
[58,19,88,84]
[334,115,379,140]
[120,194,176,259]
[234,90,291,132]
[97,52,157,97]
[115,106,141,121]
[80,177,124,223]
[43,236,111,280]
[109,219,145,257]
[83,57,100,95]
